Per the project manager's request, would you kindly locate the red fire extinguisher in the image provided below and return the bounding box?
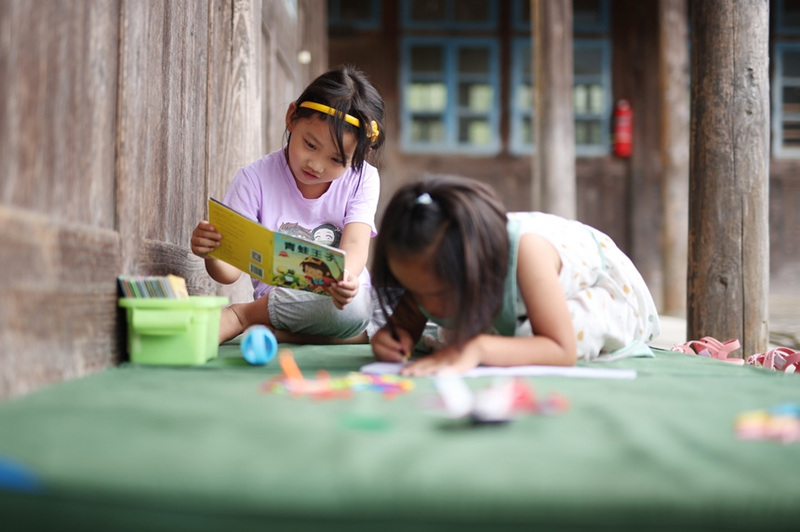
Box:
[613,99,633,158]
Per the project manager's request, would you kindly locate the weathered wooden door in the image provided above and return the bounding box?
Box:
[0,0,321,399]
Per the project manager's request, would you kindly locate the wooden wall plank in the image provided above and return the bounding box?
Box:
[204,0,264,304]
[0,0,122,400]
[139,239,217,297]
[0,0,315,399]
[260,1,298,155]
[116,0,209,248]
[117,0,211,280]
[0,0,119,228]
[0,206,121,398]
[207,0,262,203]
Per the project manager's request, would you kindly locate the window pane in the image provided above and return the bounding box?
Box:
[575,120,603,145]
[410,116,445,142]
[516,83,532,111]
[575,122,587,144]
[454,0,491,23]
[783,86,800,114]
[459,48,490,74]
[459,117,492,144]
[407,83,447,111]
[574,0,604,28]
[784,121,800,147]
[588,84,605,112]
[409,0,445,22]
[520,45,531,76]
[521,116,533,144]
[459,82,493,111]
[574,84,605,115]
[410,46,443,73]
[785,50,800,77]
[574,47,603,76]
[574,85,588,113]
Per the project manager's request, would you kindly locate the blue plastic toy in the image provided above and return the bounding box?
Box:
[241,325,278,365]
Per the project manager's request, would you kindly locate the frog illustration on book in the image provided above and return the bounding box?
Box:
[272,266,302,290]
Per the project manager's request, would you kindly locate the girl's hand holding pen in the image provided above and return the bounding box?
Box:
[372,325,413,363]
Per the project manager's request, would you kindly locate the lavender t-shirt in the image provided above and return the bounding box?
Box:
[222,149,380,300]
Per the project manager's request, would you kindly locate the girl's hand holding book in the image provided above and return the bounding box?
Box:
[330,269,358,310]
[190,221,221,259]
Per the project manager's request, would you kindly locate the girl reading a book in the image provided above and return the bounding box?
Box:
[369,175,661,376]
[191,65,385,344]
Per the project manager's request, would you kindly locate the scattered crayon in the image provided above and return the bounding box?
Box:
[262,349,414,400]
[734,403,800,444]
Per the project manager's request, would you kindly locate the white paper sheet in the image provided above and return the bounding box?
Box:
[359,362,637,380]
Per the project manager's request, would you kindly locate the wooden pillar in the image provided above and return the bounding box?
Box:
[532,0,575,218]
[688,1,769,357]
[658,0,689,317]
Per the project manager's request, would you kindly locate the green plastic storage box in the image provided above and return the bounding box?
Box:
[118,296,229,365]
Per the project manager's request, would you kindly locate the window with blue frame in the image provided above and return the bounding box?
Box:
[401,38,500,153]
[773,0,800,158]
[508,0,611,156]
[573,0,610,32]
[509,38,533,155]
[398,0,611,155]
[402,0,498,30]
[572,39,611,155]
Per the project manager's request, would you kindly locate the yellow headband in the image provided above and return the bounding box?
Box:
[298,101,380,143]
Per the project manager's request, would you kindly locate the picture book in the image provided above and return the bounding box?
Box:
[207,198,346,296]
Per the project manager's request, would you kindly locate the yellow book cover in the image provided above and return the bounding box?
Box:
[207,198,346,296]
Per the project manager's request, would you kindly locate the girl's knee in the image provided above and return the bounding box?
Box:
[235,297,271,329]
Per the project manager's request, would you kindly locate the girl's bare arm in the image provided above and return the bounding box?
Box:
[400,233,576,376]
[191,220,242,285]
[338,221,372,277]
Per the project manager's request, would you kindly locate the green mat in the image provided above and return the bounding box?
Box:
[1,345,799,531]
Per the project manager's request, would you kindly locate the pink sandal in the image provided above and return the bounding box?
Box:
[671,336,745,365]
[746,347,800,373]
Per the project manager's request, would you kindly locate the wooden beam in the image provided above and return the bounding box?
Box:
[688,1,770,357]
[532,0,575,217]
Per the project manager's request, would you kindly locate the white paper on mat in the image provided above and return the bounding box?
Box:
[359,362,637,380]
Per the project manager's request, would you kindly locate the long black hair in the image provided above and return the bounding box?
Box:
[286,64,385,172]
[372,175,510,347]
